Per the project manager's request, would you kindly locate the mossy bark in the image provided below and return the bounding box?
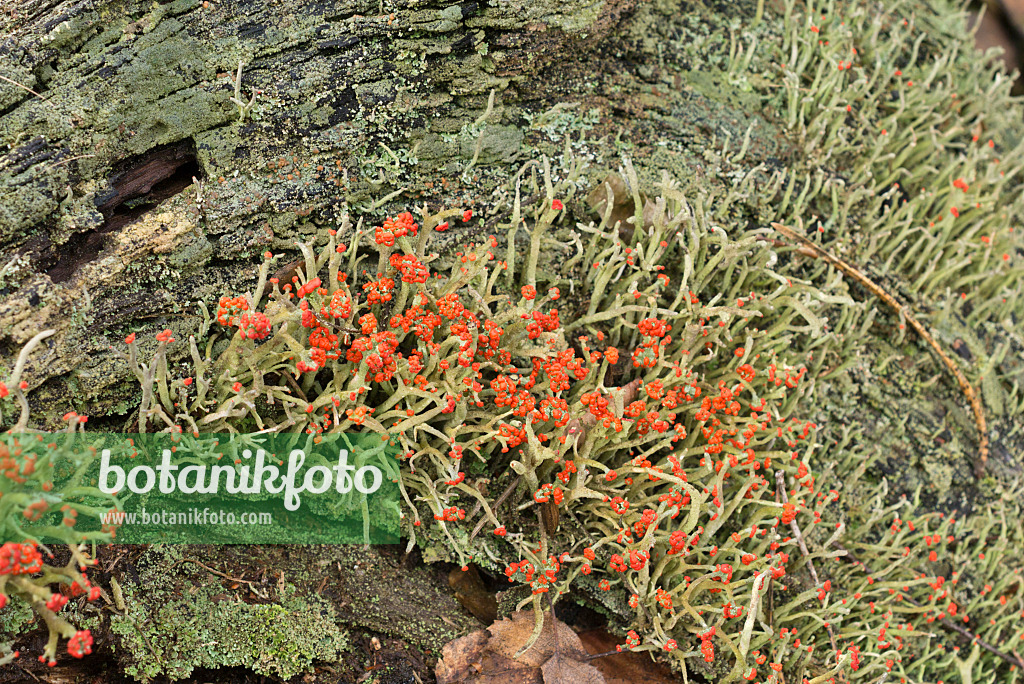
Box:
[1,0,656,422]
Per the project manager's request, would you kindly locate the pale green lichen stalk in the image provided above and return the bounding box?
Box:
[0,420,118,666]
[1,0,1023,681]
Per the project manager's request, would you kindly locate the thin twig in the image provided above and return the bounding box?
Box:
[174,557,267,597]
[282,371,308,402]
[771,222,989,478]
[43,154,96,172]
[776,470,846,683]
[467,474,522,543]
[776,471,819,584]
[0,74,55,107]
[583,649,622,662]
[14,664,41,683]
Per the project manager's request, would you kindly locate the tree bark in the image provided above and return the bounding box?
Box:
[0,0,650,424]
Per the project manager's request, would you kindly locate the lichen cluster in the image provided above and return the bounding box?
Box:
[108,546,348,681]
[0,425,116,666]
[767,0,1024,324]
[0,149,998,683]
[1,0,1023,682]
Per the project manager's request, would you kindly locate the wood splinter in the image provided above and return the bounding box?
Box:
[771,222,989,479]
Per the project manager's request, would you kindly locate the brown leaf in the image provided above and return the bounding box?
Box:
[542,652,607,684]
[995,0,1024,46]
[449,564,498,624]
[561,415,597,450]
[475,651,542,684]
[435,630,491,684]
[641,198,666,231]
[436,629,540,684]
[254,256,306,302]
[540,498,560,536]
[970,10,1018,73]
[487,610,589,666]
[577,629,681,684]
[618,377,642,406]
[435,610,607,684]
[587,173,629,218]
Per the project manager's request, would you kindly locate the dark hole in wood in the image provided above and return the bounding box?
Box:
[46,140,200,284]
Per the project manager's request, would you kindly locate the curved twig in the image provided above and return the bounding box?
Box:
[772,222,989,478]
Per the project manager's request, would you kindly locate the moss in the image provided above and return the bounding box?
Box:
[0,593,34,666]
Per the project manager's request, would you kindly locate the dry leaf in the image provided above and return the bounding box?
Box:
[436,610,607,684]
[542,652,606,684]
[540,498,560,535]
[578,629,682,684]
[449,565,498,624]
[487,610,589,666]
[435,630,500,684]
[970,9,1018,73]
[641,198,666,231]
[1002,0,1024,32]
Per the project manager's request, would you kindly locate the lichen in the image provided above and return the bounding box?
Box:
[1,0,1023,682]
[109,545,348,682]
